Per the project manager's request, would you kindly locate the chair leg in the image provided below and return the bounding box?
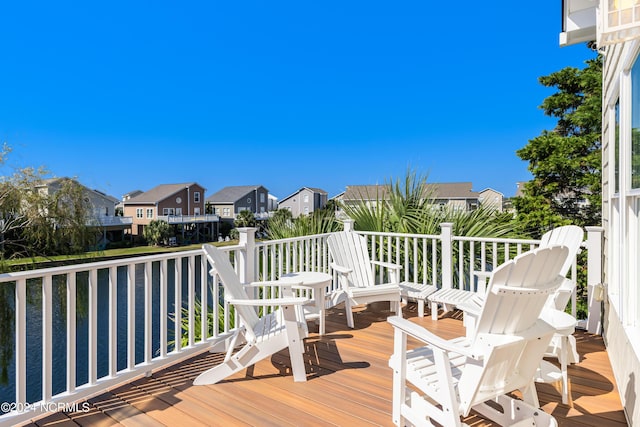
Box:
[282,305,307,382]
[345,300,355,328]
[418,300,425,318]
[431,301,439,321]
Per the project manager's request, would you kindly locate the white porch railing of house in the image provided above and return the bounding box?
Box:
[156,214,220,224]
[0,224,603,426]
[91,216,133,227]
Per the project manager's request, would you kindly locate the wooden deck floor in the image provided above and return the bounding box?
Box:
[30,303,628,426]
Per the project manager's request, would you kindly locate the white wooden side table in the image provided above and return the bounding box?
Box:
[279,272,332,336]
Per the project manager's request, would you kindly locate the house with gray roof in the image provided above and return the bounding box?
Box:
[206,185,269,220]
[337,182,495,212]
[123,183,217,242]
[278,187,328,217]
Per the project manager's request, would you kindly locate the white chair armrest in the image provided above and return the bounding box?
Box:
[474,271,492,280]
[370,260,402,271]
[388,316,477,358]
[330,262,352,275]
[226,296,310,307]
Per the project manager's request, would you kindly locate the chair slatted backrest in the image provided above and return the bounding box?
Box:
[327,232,375,289]
[539,225,584,310]
[203,244,260,340]
[539,225,583,277]
[459,245,568,413]
[475,245,567,336]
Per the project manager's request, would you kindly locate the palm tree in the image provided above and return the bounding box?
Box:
[234,210,257,228]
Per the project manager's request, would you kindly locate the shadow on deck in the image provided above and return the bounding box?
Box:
[29,302,627,426]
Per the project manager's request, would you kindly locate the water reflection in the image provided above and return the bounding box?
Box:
[0,257,203,407]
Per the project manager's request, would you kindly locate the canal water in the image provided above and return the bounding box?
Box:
[0,258,206,409]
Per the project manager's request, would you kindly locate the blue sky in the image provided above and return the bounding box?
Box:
[0,1,595,200]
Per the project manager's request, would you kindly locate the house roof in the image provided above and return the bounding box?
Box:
[122,189,143,200]
[206,185,267,204]
[280,187,328,203]
[37,177,119,204]
[428,182,479,199]
[342,185,390,201]
[125,183,202,204]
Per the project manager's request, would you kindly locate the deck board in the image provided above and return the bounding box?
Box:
[33,302,627,426]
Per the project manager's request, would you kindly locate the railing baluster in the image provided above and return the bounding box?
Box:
[160,260,168,358]
[66,273,76,393]
[458,240,464,290]
[174,258,182,353]
[89,269,98,385]
[470,241,475,291]
[144,261,152,363]
[127,263,136,369]
[42,275,52,402]
[188,256,195,348]
[200,254,208,344]
[422,238,428,285]
[15,278,26,406]
[109,267,117,377]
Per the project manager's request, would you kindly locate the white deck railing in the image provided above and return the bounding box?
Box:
[0,224,604,426]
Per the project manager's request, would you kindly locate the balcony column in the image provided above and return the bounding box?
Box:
[238,227,257,283]
[343,219,355,232]
[440,222,454,290]
[585,226,604,334]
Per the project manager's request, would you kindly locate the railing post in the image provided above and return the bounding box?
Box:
[343,219,354,232]
[440,222,454,290]
[585,226,603,334]
[238,227,257,283]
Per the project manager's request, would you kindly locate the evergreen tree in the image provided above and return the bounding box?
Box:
[515,52,602,237]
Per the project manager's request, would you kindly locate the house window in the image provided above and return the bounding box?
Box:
[304,206,309,214]
[303,194,309,203]
[146,208,153,219]
[215,208,220,215]
[194,207,200,215]
[194,191,200,203]
[136,208,143,218]
[223,208,230,216]
[176,208,182,215]
[260,193,265,203]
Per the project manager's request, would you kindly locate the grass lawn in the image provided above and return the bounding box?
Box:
[3,240,241,270]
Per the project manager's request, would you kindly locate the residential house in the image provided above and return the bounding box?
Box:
[477,187,504,212]
[268,194,279,212]
[429,182,480,211]
[206,185,270,220]
[561,1,639,423]
[278,187,328,217]
[116,190,143,216]
[337,182,494,212]
[36,178,131,244]
[123,182,217,243]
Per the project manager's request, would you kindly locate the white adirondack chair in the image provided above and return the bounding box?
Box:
[327,231,402,328]
[429,225,583,322]
[193,244,310,385]
[388,245,569,427]
[456,225,584,403]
